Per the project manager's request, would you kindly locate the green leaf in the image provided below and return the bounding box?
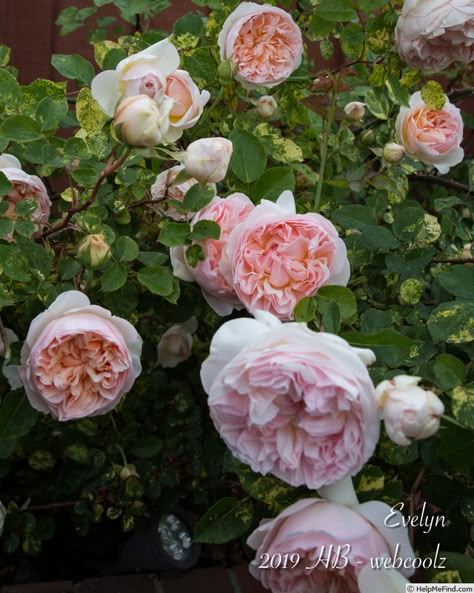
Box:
[36,96,69,131]
[137,252,168,267]
[0,171,12,196]
[316,286,357,320]
[115,236,139,262]
[451,384,474,430]
[378,433,419,465]
[0,218,13,238]
[421,80,446,110]
[0,116,42,142]
[428,302,474,344]
[182,184,215,212]
[0,45,11,67]
[0,390,37,440]
[332,205,377,230]
[357,226,400,251]
[437,267,474,299]
[182,48,217,82]
[342,329,420,367]
[131,436,163,458]
[317,0,357,21]
[392,207,424,240]
[0,245,30,281]
[340,24,365,60]
[101,262,127,292]
[137,266,174,296]
[252,168,295,202]
[189,220,220,241]
[185,244,205,267]
[229,128,267,183]
[51,54,95,86]
[294,296,316,322]
[0,69,22,107]
[433,354,465,390]
[158,221,190,247]
[58,257,81,280]
[364,89,390,120]
[23,242,52,276]
[358,0,388,10]
[76,87,110,132]
[173,13,205,37]
[194,497,254,544]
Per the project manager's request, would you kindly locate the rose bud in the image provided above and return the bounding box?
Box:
[157,317,197,368]
[114,94,173,147]
[183,137,233,185]
[344,101,366,121]
[376,375,445,447]
[383,142,405,163]
[256,95,277,118]
[78,233,111,268]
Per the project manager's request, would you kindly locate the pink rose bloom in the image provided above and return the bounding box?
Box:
[0,155,51,241]
[396,91,464,174]
[200,311,380,490]
[151,165,201,221]
[171,193,254,316]
[165,70,210,142]
[221,191,350,320]
[218,2,303,89]
[395,0,474,71]
[19,291,142,421]
[92,39,180,117]
[247,497,414,593]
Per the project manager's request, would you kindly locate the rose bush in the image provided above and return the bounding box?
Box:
[19,291,142,421]
[201,312,380,489]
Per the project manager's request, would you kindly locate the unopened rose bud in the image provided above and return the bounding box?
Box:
[383,142,405,163]
[462,243,473,259]
[183,137,233,184]
[119,464,138,481]
[359,129,375,146]
[0,500,5,536]
[114,94,173,147]
[78,234,111,268]
[344,101,366,121]
[257,95,278,119]
[157,318,197,368]
[376,375,444,447]
[217,58,237,84]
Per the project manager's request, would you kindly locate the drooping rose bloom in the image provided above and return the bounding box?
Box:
[200,311,380,489]
[395,0,474,71]
[165,70,210,142]
[247,498,414,593]
[221,191,350,320]
[19,291,142,421]
[376,375,444,446]
[0,154,51,241]
[218,2,303,89]
[396,91,464,174]
[171,194,254,316]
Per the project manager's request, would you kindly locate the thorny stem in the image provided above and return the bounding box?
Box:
[447,87,474,102]
[315,85,337,212]
[27,501,78,512]
[39,149,132,240]
[409,173,471,195]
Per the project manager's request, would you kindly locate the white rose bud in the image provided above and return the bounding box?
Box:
[157,318,198,368]
[78,234,111,268]
[383,142,405,164]
[0,500,6,536]
[462,243,472,259]
[376,375,444,447]
[344,101,366,121]
[257,95,278,118]
[114,94,173,147]
[183,138,233,185]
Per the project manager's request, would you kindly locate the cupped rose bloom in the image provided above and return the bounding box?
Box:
[165,70,210,142]
[376,375,445,446]
[183,138,233,185]
[218,2,303,89]
[221,191,350,320]
[247,497,414,593]
[114,94,173,147]
[0,157,51,241]
[157,317,197,368]
[19,291,142,421]
[91,39,180,117]
[200,311,380,489]
[171,193,255,316]
[395,0,474,72]
[396,91,464,174]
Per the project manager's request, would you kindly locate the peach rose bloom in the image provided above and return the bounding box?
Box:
[221,191,350,320]
[0,155,51,241]
[165,70,210,142]
[395,0,474,71]
[396,91,464,174]
[218,2,303,89]
[19,291,142,421]
[171,194,255,316]
[201,312,380,490]
[247,497,414,593]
